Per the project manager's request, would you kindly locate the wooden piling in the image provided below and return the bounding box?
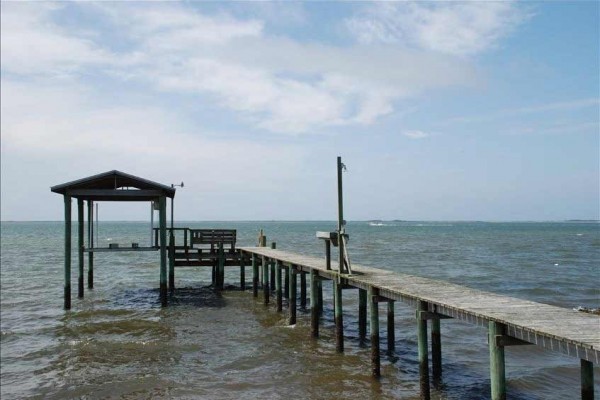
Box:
[581,359,594,400]
[431,317,442,384]
[358,288,367,343]
[263,256,270,305]
[325,240,331,270]
[317,278,323,315]
[417,300,430,399]
[489,321,506,400]
[252,254,258,297]
[217,243,225,290]
[310,269,319,337]
[240,253,246,290]
[300,272,307,309]
[64,195,71,310]
[276,260,283,311]
[289,265,297,325]
[169,232,175,294]
[77,199,84,299]
[270,242,276,291]
[284,263,290,298]
[334,279,344,352]
[87,200,93,289]
[159,196,167,306]
[369,286,380,377]
[387,300,395,353]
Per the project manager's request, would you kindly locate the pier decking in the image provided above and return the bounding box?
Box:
[239,246,599,400]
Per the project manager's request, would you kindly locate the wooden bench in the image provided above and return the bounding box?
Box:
[189,229,236,252]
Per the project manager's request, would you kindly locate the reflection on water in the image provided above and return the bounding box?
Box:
[1,221,598,399]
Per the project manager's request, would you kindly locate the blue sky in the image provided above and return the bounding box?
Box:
[1,1,598,221]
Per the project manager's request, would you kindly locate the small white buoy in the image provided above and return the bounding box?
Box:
[554,263,559,266]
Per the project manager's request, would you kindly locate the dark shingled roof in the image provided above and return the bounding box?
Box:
[51,170,176,201]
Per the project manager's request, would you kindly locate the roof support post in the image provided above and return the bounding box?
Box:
[159,196,167,306]
[64,195,72,310]
[77,198,84,299]
[87,200,94,289]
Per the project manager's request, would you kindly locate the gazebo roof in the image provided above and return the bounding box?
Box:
[51,170,176,201]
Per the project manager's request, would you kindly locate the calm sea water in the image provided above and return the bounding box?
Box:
[1,221,599,399]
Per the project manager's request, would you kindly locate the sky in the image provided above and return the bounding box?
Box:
[1,1,598,221]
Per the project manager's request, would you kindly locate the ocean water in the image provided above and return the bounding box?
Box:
[1,221,599,399]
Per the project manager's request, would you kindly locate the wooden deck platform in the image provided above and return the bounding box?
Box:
[240,246,600,364]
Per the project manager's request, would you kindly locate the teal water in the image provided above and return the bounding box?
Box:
[1,221,599,399]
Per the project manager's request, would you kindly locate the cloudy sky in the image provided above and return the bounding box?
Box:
[1,1,598,221]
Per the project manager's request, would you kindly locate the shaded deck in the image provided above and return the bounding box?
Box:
[240,246,599,364]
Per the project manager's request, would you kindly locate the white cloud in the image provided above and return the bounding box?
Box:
[1,3,476,135]
[0,3,114,75]
[402,130,430,139]
[345,2,531,56]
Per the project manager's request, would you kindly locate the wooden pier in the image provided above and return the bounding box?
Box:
[237,245,598,400]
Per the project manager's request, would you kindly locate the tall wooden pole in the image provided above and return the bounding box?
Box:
[77,199,84,298]
[87,200,94,289]
[64,195,72,310]
[159,196,167,306]
[337,156,344,274]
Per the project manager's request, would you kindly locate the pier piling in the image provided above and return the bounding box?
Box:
[300,272,307,309]
[289,265,297,325]
[334,279,344,352]
[358,288,367,343]
[417,301,430,400]
[263,256,270,305]
[240,254,245,290]
[169,233,175,293]
[276,260,283,311]
[252,254,258,297]
[369,286,380,377]
[489,321,506,400]
[432,316,442,384]
[387,300,395,353]
[310,269,319,337]
[581,359,594,400]
[159,196,167,306]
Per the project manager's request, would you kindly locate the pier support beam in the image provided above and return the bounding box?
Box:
[431,317,442,384]
[334,280,344,352]
[64,195,71,310]
[489,321,506,400]
[310,269,319,337]
[87,200,93,289]
[417,300,431,400]
[217,243,225,290]
[317,278,323,315]
[288,265,297,325]
[300,272,307,309]
[240,253,245,290]
[263,256,270,305]
[276,261,283,311]
[252,254,258,297]
[284,264,289,299]
[369,287,380,377]
[581,360,594,400]
[270,242,276,291]
[159,196,167,306]
[77,199,84,299]
[358,289,367,344]
[387,300,395,353]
